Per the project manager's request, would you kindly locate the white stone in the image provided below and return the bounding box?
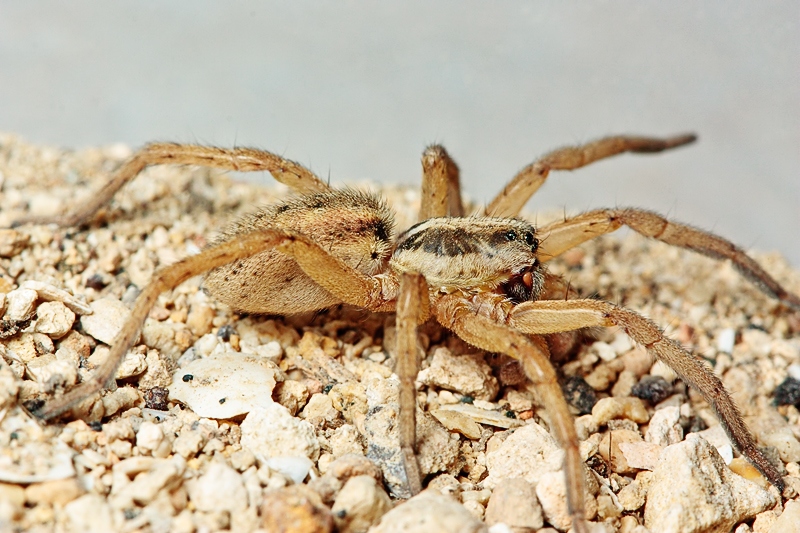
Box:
[169,351,280,418]
[716,328,736,354]
[265,456,313,485]
[645,406,683,447]
[135,421,164,453]
[535,470,597,532]
[370,490,488,533]
[332,475,392,533]
[21,280,92,314]
[185,460,247,513]
[80,298,130,344]
[417,347,498,401]
[644,434,777,533]
[3,288,37,321]
[240,403,320,461]
[484,477,543,531]
[34,301,75,338]
[64,494,117,532]
[484,422,564,489]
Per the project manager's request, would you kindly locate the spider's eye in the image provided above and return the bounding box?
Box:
[524,232,535,245]
[505,231,517,241]
[370,252,379,260]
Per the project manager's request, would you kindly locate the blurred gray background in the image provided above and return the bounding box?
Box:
[1,2,798,264]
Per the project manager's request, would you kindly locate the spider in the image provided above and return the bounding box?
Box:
[13,133,799,532]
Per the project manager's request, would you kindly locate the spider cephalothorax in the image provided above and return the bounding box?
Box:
[14,133,798,533]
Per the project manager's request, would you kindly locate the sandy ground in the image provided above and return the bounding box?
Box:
[0,135,799,532]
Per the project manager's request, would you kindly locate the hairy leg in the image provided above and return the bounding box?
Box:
[536,208,800,311]
[434,293,588,533]
[395,272,431,496]
[12,143,329,228]
[418,144,464,220]
[508,298,785,490]
[485,133,696,218]
[34,227,396,420]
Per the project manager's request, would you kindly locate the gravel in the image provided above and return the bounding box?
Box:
[1,133,799,532]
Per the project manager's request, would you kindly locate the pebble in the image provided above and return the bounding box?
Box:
[169,351,281,418]
[431,408,484,439]
[599,429,645,474]
[769,499,800,533]
[261,485,334,533]
[435,403,524,429]
[617,441,662,471]
[592,397,650,427]
[301,392,341,422]
[79,298,130,344]
[331,475,392,533]
[33,301,76,338]
[0,228,29,257]
[644,434,777,533]
[645,406,683,447]
[716,328,736,354]
[240,403,321,461]
[371,490,488,533]
[616,472,652,511]
[135,421,164,453]
[266,456,314,484]
[3,288,37,321]
[64,494,118,532]
[484,477,543,531]
[417,347,499,401]
[534,470,597,532]
[484,422,564,489]
[21,280,92,314]
[185,460,247,513]
[362,374,459,498]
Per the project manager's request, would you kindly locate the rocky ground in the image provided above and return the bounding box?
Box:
[0,133,799,533]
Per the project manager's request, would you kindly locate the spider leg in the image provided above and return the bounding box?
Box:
[34,227,395,421]
[418,145,464,220]
[485,133,696,218]
[508,298,786,490]
[434,293,588,533]
[11,143,329,228]
[536,208,800,311]
[395,272,430,496]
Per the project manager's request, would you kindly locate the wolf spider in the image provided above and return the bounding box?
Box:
[14,133,799,532]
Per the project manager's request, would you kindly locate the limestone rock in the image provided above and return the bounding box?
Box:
[417,347,498,401]
[169,351,281,418]
[331,475,392,533]
[80,298,130,345]
[484,422,564,489]
[644,434,777,533]
[371,490,488,533]
[240,403,320,461]
[484,477,543,531]
[185,460,246,513]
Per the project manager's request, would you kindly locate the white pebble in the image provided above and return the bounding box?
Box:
[484,422,564,489]
[4,288,37,321]
[185,461,247,513]
[21,280,92,314]
[169,352,280,418]
[240,403,320,461]
[332,475,392,533]
[370,490,487,533]
[716,328,736,354]
[34,301,76,338]
[644,434,776,533]
[135,421,164,453]
[265,456,313,485]
[80,298,130,344]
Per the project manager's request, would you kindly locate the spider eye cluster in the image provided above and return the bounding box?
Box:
[505,230,517,241]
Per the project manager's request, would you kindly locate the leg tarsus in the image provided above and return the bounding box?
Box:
[486,133,696,217]
[419,145,464,220]
[537,208,800,311]
[510,298,786,490]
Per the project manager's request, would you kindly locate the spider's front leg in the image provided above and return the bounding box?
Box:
[433,293,589,533]
[509,298,786,490]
